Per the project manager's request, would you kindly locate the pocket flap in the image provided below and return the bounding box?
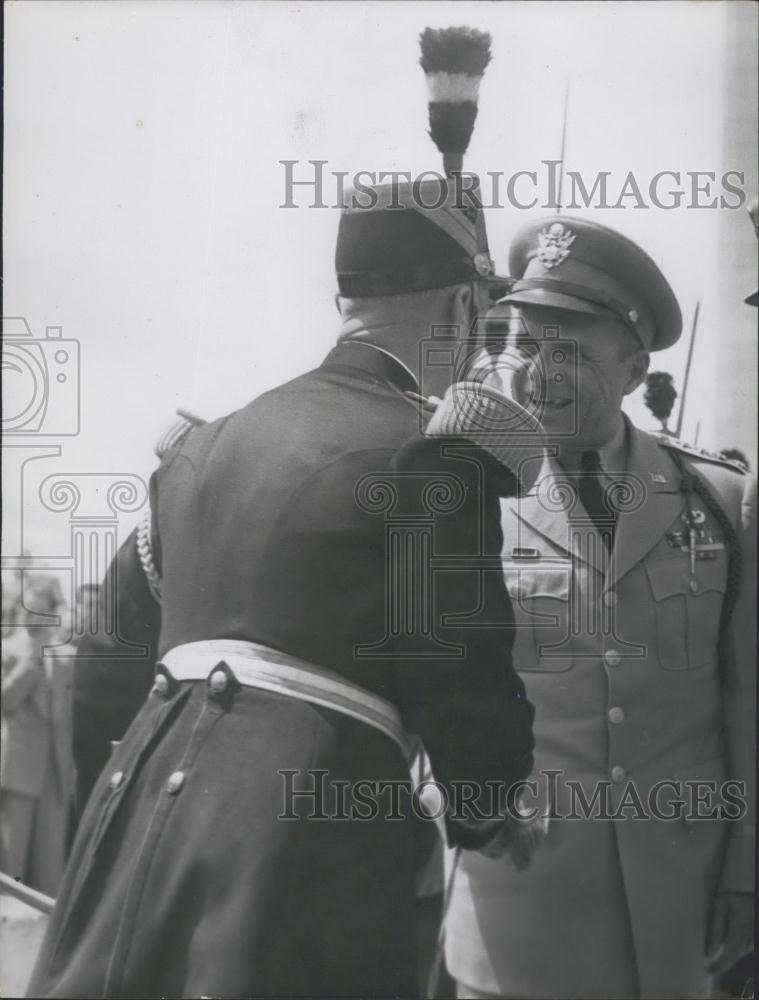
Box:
[503,563,571,602]
[645,557,725,600]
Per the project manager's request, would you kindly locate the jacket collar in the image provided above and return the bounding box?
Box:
[320,340,418,395]
[607,420,683,586]
[504,417,684,584]
[504,449,609,576]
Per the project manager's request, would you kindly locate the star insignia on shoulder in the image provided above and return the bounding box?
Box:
[654,433,748,474]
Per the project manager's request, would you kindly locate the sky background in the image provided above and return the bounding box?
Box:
[3,0,757,586]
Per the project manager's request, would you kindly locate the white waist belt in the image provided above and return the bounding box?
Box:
[160,639,412,759]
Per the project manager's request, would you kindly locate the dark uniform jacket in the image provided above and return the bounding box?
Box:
[32,342,534,998]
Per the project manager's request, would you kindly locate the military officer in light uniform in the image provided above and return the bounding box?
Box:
[445,217,756,999]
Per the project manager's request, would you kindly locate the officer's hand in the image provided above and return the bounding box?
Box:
[705,890,754,975]
[476,805,548,869]
[425,381,547,497]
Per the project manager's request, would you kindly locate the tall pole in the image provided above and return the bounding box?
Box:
[556,81,570,213]
[675,300,700,439]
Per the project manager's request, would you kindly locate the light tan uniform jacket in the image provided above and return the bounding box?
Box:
[446,421,755,999]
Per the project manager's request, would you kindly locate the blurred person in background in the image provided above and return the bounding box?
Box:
[2,581,23,634]
[1,575,76,895]
[72,583,101,639]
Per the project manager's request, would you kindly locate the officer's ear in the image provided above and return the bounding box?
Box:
[448,283,473,327]
[334,293,342,314]
[623,349,650,396]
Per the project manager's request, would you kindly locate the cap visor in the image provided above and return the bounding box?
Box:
[745,290,758,307]
[500,287,612,317]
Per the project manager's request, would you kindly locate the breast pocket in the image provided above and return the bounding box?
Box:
[645,556,725,670]
[503,563,573,672]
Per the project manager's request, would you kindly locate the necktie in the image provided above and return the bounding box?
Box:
[578,450,616,550]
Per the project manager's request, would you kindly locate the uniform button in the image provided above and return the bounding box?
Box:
[209,669,228,694]
[109,770,124,790]
[166,771,185,796]
[604,649,622,667]
[603,590,618,608]
[153,674,170,696]
[608,706,625,725]
[610,766,626,784]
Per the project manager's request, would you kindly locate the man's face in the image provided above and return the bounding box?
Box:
[505,307,649,450]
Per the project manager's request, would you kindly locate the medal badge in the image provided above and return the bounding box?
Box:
[666,510,725,562]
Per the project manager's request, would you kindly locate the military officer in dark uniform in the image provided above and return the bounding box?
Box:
[28,168,545,998]
[446,217,756,999]
[69,410,205,818]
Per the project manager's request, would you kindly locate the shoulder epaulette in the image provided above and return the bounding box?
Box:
[142,408,207,600]
[154,408,207,459]
[653,433,747,474]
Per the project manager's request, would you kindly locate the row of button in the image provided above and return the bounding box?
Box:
[607,609,626,776]
[607,628,625,777]
[152,670,230,697]
[138,670,225,801]
[608,642,626,775]
[110,668,225,802]
[108,769,186,796]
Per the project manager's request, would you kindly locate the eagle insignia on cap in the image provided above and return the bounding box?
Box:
[537,222,576,269]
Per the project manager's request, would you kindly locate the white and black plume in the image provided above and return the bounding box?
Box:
[419,26,492,176]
